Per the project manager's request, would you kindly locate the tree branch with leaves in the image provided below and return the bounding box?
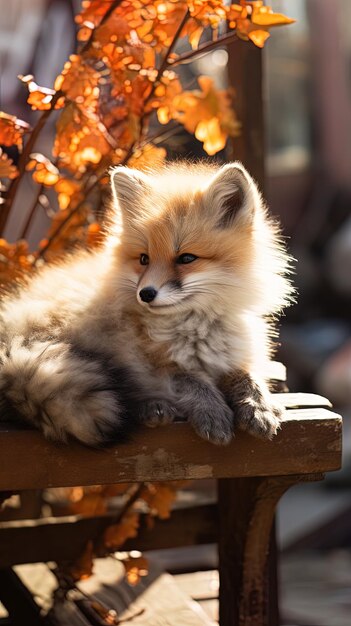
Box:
[0,0,293,279]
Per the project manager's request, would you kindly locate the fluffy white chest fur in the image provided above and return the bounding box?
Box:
[139,310,247,379]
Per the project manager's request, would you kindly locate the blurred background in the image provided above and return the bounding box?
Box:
[1,1,351,624]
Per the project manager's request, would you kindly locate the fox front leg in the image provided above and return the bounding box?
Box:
[173,373,233,445]
[219,371,283,439]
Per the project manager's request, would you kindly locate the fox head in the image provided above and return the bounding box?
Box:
[109,162,292,317]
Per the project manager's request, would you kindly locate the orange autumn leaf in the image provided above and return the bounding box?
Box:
[0,112,30,148]
[0,239,34,286]
[154,71,182,123]
[141,483,177,520]
[76,0,115,30]
[251,4,295,28]
[172,76,240,154]
[55,177,81,210]
[26,153,60,186]
[66,492,107,516]
[172,75,223,135]
[127,144,166,170]
[54,55,100,111]
[104,512,140,549]
[248,29,270,47]
[232,1,295,47]
[186,23,204,50]
[187,0,227,27]
[53,103,110,171]
[94,12,131,46]
[0,149,18,179]
[227,3,247,28]
[152,3,190,48]
[195,117,228,155]
[18,75,64,111]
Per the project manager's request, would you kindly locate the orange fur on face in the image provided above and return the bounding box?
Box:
[110,161,293,317]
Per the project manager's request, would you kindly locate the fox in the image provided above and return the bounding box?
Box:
[0,161,293,446]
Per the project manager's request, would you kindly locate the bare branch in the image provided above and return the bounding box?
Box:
[169,31,239,68]
[19,184,44,240]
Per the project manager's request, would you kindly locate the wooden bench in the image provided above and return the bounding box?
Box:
[0,369,342,626]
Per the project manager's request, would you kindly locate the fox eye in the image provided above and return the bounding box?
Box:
[140,253,149,265]
[176,253,198,264]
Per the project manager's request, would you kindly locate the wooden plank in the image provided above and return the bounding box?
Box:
[275,393,332,409]
[0,409,342,491]
[0,504,218,568]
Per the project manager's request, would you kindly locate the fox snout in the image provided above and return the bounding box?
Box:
[137,279,183,308]
[139,286,157,303]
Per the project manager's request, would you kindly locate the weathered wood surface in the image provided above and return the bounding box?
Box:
[273,392,332,408]
[0,408,341,492]
[0,402,342,491]
[217,475,320,626]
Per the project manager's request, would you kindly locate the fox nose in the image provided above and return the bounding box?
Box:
[139,286,157,303]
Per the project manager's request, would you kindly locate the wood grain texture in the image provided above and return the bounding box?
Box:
[217,475,323,626]
[0,407,342,491]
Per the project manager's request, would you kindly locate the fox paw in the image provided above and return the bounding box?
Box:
[139,400,177,427]
[235,397,283,439]
[190,402,234,446]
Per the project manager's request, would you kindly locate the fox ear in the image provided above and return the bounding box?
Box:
[110,167,150,217]
[202,162,258,228]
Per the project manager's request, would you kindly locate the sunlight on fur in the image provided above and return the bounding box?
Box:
[0,161,294,446]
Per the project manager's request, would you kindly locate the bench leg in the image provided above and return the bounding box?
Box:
[217,475,321,626]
